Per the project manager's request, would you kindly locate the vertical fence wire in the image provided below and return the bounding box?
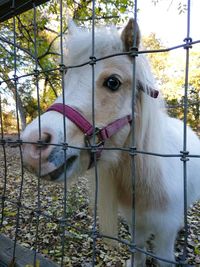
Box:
[90,1,99,266]
[32,3,43,266]
[182,0,191,262]
[11,0,25,263]
[59,1,69,266]
[0,95,7,228]
[129,1,138,266]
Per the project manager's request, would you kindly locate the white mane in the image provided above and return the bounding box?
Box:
[64,26,122,66]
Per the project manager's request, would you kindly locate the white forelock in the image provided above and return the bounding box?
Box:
[64,25,123,66]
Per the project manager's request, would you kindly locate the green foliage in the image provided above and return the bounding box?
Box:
[143,33,200,133]
[71,0,133,24]
[143,33,170,84]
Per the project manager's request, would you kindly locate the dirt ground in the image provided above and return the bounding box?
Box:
[0,136,200,266]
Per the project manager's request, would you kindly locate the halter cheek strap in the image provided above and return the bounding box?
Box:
[46,103,132,168]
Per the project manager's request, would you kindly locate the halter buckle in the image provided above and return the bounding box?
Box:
[84,127,104,148]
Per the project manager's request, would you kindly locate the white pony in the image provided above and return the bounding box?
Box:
[22,19,200,266]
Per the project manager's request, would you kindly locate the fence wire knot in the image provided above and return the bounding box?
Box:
[33,69,40,77]
[59,64,66,74]
[89,56,97,65]
[180,151,189,162]
[129,146,137,156]
[13,74,18,83]
[62,142,68,150]
[184,37,193,49]
[91,229,99,240]
[59,218,67,227]
[16,139,22,146]
[129,242,136,253]
[1,195,6,202]
[36,139,47,148]
[0,138,6,145]
[16,200,22,208]
[89,144,101,154]
[34,208,41,216]
[130,46,138,57]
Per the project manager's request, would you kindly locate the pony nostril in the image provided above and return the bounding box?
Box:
[38,132,52,149]
[43,132,52,144]
[22,128,54,162]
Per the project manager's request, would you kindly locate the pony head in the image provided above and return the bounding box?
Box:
[22,19,159,182]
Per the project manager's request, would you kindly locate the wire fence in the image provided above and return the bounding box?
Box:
[0,0,200,266]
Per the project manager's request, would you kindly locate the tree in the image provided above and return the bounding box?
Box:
[142,33,170,86]
[166,50,200,133]
[0,0,134,132]
[143,33,200,133]
[0,6,60,130]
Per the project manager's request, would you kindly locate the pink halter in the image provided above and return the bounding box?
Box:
[46,103,132,168]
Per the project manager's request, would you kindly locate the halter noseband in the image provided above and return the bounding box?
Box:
[46,103,132,168]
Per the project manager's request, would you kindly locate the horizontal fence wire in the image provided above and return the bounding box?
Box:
[2,138,200,158]
[1,40,200,85]
[0,0,199,266]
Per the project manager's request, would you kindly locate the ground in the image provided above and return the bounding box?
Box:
[0,136,200,266]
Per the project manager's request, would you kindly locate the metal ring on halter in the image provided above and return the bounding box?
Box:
[84,127,104,148]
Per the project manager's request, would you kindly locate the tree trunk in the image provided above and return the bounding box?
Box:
[6,79,27,131]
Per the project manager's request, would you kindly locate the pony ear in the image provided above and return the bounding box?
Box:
[121,18,141,52]
[137,80,159,99]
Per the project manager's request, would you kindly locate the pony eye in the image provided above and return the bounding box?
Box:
[103,76,121,91]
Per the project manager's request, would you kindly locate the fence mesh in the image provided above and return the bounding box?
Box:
[0,0,200,266]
